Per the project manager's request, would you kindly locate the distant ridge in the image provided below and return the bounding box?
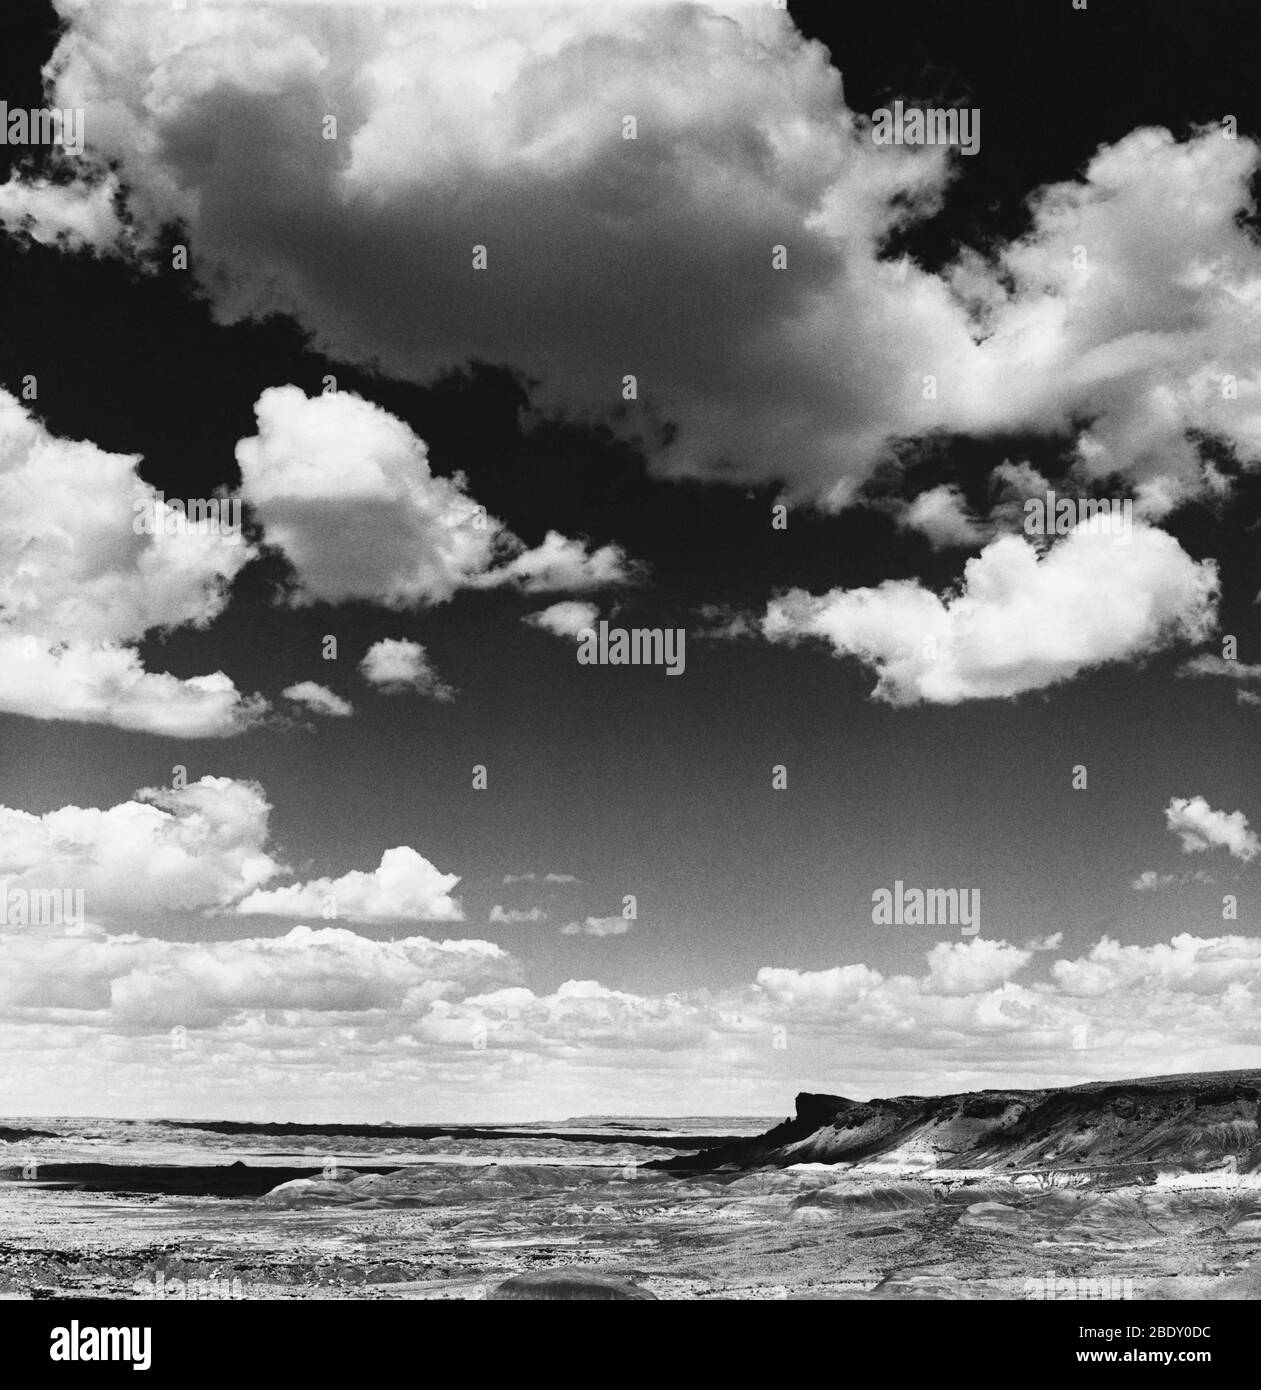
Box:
[153,1118,742,1149]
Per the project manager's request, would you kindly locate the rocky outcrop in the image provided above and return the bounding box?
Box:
[646,1070,1261,1174]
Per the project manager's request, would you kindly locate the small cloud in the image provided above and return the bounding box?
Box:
[282,681,353,717]
[1177,654,1261,683]
[0,173,126,253]
[234,846,462,922]
[1024,932,1064,951]
[897,484,988,549]
[489,905,548,924]
[560,916,631,937]
[693,604,756,640]
[502,872,579,884]
[476,531,641,593]
[991,460,1052,503]
[1165,796,1260,863]
[1238,690,1261,708]
[523,600,599,639]
[1132,868,1213,891]
[360,639,454,702]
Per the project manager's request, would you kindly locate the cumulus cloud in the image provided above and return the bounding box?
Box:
[898,485,988,549]
[282,681,353,717]
[234,846,463,923]
[523,600,600,639]
[0,171,125,252]
[0,776,470,927]
[0,391,264,736]
[755,963,882,1012]
[560,916,631,937]
[965,128,1261,509]
[762,524,1217,705]
[1164,796,1259,862]
[757,934,1261,1075]
[420,977,707,1055]
[923,938,1032,996]
[0,925,513,1027]
[0,643,266,738]
[237,387,637,607]
[1051,933,1261,996]
[237,386,495,607]
[489,905,548,924]
[479,535,634,594]
[23,4,1261,509]
[359,638,454,702]
[0,777,283,921]
[0,395,245,639]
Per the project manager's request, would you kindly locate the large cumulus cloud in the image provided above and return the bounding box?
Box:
[234,845,464,923]
[762,522,1218,704]
[0,390,265,736]
[5,2,1256,510]
[0,777,282,920]
[0,776,465,925]
[237,386,638,606]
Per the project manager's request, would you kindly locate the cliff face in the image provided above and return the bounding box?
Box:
[647,1070,1261,1174]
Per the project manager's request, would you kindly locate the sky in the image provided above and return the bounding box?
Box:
[0,0,1259,1121]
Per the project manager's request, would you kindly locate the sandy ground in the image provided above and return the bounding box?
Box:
[4,1154,1261,1300]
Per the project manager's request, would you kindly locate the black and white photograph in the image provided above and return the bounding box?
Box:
[0,0,1259,1359]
